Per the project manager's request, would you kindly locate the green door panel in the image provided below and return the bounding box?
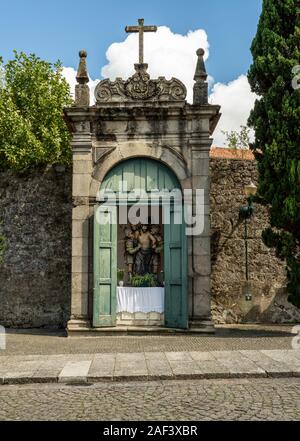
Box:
[93,205,117,327]
[100,158,179,196]
[164,205,188,329]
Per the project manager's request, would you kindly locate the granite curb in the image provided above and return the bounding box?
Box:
[0,349,299,386]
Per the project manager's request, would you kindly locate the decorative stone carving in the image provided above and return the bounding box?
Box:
[156,77,187,101]
[75,121,90,133]
[75,51,90,107]
[193,48,208,105]
[124,64,157,100]
[95,64,187,103]
[94,146,117,164]
[95,78,126,102]
[75,85,90,107]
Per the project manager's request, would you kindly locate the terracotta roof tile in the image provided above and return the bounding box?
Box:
[210,147,255,161]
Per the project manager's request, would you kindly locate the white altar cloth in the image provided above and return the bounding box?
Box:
[117,287,165,314]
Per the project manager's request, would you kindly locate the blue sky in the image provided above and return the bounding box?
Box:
[1,0,262,84]
[0,0,262,145]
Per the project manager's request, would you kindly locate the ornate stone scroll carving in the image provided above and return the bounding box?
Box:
[124,64,157,100]
[156,77,187,101]
[95,64,187,103]
[94,78,126,102]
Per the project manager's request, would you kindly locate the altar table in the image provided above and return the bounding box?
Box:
[117,287,165,314]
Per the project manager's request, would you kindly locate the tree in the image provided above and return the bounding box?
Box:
[222,125,251,149]
[248,0,300,307]
[0,52,72,170]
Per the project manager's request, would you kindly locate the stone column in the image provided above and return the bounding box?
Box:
[190,132,214,332]
[188,48,216,333]
[68,127,93,332]
[66,50,92,333]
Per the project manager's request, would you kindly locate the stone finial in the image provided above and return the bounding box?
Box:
[76,50,89,84]
[193,48,208,105]
[75,50,90,106]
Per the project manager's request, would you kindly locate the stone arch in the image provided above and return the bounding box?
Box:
[90,142,190,198]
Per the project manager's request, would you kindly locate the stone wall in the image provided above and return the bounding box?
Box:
[0,167,72,328]
[210,151,300,324]
[0,151,299,328]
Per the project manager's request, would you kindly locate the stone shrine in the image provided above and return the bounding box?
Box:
[64,19,221,333]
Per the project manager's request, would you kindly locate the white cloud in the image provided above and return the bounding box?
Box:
[61,67,77,98]
[62,26,257,147]
[209,75,258,146]
[101,26,210,103]
[61,67,99,104]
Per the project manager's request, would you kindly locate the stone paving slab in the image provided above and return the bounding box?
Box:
[88,354,116,382]
[32,355,72,383]
[58,360,92,384]
[211,351,267,378]
[114,353,148,380]
[240,350,293,377]
[144,352,173,380]
[0,350,299,385]
[261,350,300,376]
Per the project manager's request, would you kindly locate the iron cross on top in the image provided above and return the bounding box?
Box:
[125,18,157,64]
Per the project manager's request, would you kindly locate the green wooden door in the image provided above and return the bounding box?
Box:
[93,205,117,327]
[164,205,188,329]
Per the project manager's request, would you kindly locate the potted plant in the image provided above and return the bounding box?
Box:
[117,268,125,287]
[131,273,157,288]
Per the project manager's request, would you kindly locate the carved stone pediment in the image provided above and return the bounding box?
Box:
[95,64,187,104]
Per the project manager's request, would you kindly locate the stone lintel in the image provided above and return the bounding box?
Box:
[94,101,187,110]
[94,134,191,145]
[90,103,219,118]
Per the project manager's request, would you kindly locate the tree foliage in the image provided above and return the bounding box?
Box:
[222,125,251,149]
[248,0,300,307]
[0,52,73,170]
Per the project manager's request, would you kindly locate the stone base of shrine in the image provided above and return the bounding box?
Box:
[117,312,164,327]
[189,319,216,334]
[67,319,215,336]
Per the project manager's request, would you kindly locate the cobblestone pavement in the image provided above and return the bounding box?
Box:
[0,378,299,421]
[1,325,297,356]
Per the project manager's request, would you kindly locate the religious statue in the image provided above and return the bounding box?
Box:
[134,225,157,276]
[124,224,162,277]
[151,226,163,275]
[124,228,141,277]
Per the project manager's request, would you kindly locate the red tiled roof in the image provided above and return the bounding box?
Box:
[210,147,255,161]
